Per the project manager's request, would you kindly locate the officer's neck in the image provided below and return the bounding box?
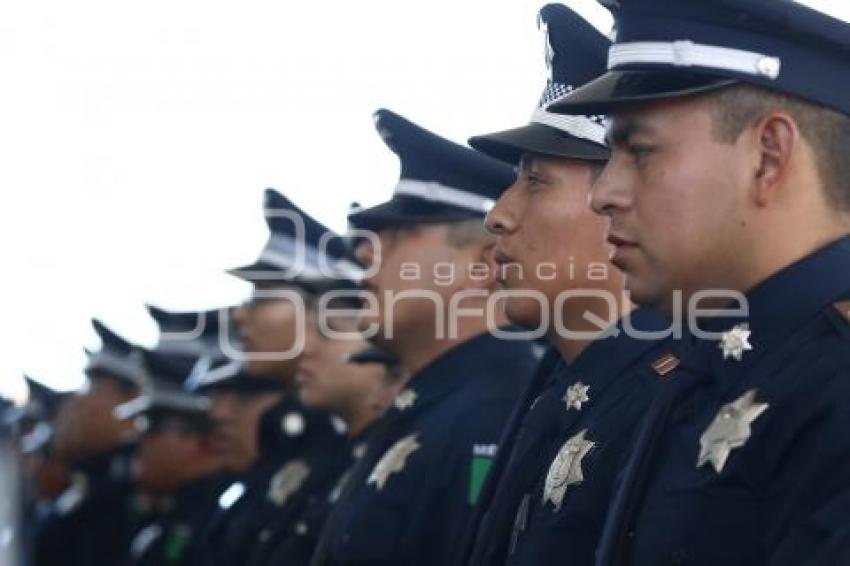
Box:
[342,407,378,438]
[550,294,634,364]
[394,311,508,377]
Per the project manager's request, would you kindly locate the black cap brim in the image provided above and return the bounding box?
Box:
[547,69,738,115]
[227,260,278,282]
[348,197,486,233]
[469,122,609,165]
[346,346,401,367]
[198,375,284,395]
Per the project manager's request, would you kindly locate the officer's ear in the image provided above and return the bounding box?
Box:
[751,111,800,207]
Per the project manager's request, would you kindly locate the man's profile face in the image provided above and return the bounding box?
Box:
[135,421,203,495]
[52,376,138,462]
[296,315,388,415]
[209,390,280,472]
[354,224,478,347]
[485,154,611,329]
[591,95,749,313]
[233,287,302,379]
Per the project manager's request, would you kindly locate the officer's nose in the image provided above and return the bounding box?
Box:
[300,318,319,358]
[485,180,522,236]
[590,156,634,217]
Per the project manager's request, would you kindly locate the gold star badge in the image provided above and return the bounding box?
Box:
[698,389,769,474]
[267,459,311,507]
[718,324,753,361]
[393,389,417,411]
[542,429,595,512]
[563,382,590,411]
[367,434,420,490]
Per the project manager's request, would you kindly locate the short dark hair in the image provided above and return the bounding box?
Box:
[708,84,850,210]
[444,218,493,249]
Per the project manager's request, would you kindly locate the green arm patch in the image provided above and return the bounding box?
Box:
[468,455,494,505]
[164,525,192,564]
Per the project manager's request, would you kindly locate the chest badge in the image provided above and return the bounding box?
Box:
[543,429,595,512]
[393,389,417,410]
[698,389,769,474]
[368,434,420,490]
[563,382,590,411]
[281,412,306,437]
[268,459,311,506]
[718,324,753,361]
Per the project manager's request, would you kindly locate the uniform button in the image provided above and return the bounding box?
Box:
[259,529,271,542]
[671,549,689,565]
[295,521,309,536]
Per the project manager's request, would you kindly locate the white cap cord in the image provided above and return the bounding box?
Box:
[608,40,782,80]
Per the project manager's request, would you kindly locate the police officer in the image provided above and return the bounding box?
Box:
[310,109,540,566]
[36,319,146,566]
[454,5,672,565]
[173,308,286,478]
[182,310,290,565]
[20,377,71,507]
[549,1,850,564]
[245,342,404,565]
[18,376,71,564]
[197,190,353,565]
[0,397,24,566]
[115,312,233,566]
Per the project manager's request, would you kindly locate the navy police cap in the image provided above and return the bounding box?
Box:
[113,364,212,426]
[229,189,363,290]
[470,4,611,164]
[184,354,283,396]
[85,319,148,387]
[111,307,228,423]
[23,376,67,420]
[549,0,850,117]
[347,109,517,232]
[147,305,228,358]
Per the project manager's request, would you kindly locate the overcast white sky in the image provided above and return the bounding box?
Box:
[1,1,848,398]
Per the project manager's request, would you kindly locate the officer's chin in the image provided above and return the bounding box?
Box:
[504,298,545,332]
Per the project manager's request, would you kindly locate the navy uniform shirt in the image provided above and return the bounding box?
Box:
[195,395,346,566]
[597,236,850,566]
[126,472,232,566]
[464,308,667,566]
[35,444,140,566]
[246,428,374,566]
[311,331,538,566]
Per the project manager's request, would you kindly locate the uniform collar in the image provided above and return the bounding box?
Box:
[76,442,135,484]
[552,307,668,394]
[687,235,850,390]
[349,422,377,460]
[390,329,534,416]
[172,471,233,510]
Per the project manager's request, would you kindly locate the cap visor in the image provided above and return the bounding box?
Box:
[347,346,401,366]
[348,198,482,232]
[547,69,737,115]
[227,260,295,283]
[197,375,284,395]
[470,122,609,165]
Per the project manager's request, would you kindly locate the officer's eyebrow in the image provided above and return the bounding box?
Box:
[606,117,655,147]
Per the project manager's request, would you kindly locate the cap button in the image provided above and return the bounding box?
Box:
[756,57,781,80]
[282,412,306,436]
